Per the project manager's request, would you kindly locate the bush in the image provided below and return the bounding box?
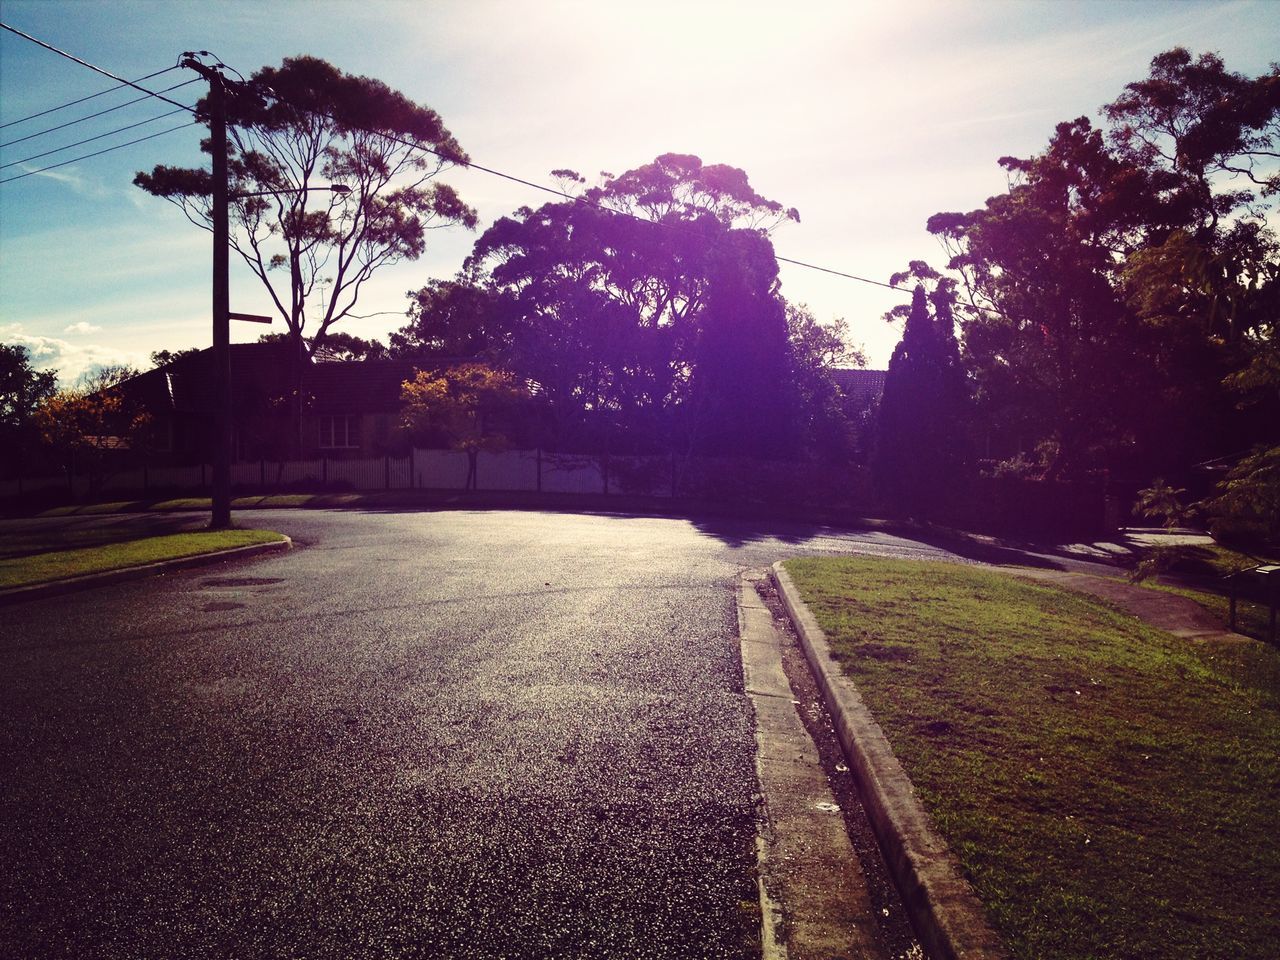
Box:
[1202,446,1280,548]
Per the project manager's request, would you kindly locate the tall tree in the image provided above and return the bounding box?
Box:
[135,56,477,359]
[465,153,799,454]
[929,118,1154,479]
[930,50,1279,482]
[873,286,968,516]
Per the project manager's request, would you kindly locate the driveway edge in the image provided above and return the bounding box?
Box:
[770,561,1008,960]
[0,536,292,606]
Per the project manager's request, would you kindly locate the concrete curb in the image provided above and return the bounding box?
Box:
[0,536,292,606]
[770,561,1008,960]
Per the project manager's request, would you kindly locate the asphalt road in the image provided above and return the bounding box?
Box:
[0,508,967,959]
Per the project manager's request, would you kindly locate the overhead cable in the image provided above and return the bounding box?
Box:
[0,121,198,184]
[0,78,199,149]
[0,22,195,111]
[0,105,193,169]
[0,65,180,129]
[0,26,969,312]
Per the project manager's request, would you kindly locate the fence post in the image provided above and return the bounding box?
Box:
[670,451,676,498]
[201,462,207,489]
[536,447,542,493]
[322,456,327,486]
[260,459,265,490]
[384,455,390,491]
[408,447,414,491]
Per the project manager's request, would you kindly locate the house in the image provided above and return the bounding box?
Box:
[117,342,419,462]
[303,358,416,459]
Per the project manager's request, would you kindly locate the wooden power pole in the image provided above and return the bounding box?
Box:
[183,55,232,529]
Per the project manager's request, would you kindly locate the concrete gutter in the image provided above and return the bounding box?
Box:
[770,560,1009,960]
[0,536,292,607]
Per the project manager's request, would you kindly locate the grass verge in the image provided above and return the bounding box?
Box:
[0,530,285,589]
[784,556,1280,960]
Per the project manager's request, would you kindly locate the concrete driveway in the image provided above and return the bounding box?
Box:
[0,508,965,959]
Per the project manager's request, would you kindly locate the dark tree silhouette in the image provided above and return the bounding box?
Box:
[873,286,968,517]
[1,344,58,480]
[464,153,800,455]
[258,331,387,362]
[928,49,1279,481]
[391,277,510,363]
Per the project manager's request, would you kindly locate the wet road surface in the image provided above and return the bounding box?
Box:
[1,508,965,959]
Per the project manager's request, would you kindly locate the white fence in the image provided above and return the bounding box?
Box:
[1,448,872,506]
[0,448,678,500]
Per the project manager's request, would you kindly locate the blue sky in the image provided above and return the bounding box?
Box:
[1,0,1277,382]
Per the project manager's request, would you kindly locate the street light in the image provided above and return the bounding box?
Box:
[229,184,351,199]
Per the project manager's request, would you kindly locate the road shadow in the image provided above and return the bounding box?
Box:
[901,530,1068,569]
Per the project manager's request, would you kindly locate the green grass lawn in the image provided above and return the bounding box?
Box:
[0,530,285,589]
[784,556,1280,960]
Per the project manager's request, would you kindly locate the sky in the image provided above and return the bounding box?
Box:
[1,0,1277,383]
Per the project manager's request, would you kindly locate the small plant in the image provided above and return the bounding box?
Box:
[1135,478,1195,529]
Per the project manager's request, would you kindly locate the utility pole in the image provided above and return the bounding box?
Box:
[182,55,232,529]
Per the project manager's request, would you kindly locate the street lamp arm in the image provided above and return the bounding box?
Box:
[229,184,351,199]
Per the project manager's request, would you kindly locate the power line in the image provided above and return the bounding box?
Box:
[0,65,179,129]
[0,26,945,309]
[0,105,193,169]
[0,121,198,184]
[245,78,926,304]
[774,256,905,292]
[0,78,198,149]
[0,22,194,111]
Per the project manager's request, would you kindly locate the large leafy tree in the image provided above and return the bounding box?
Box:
[135,56,477,358]
[930,118,1151,478]
[930,49,1279,481]
[785,304,866,463]
[464,153,800,455]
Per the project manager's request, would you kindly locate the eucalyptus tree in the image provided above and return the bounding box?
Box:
[135,56,477,359]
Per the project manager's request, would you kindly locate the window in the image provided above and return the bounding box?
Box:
[318,414,361,449]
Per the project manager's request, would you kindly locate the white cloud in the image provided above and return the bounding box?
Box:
[64,321,103,335]
[0,323,145,386]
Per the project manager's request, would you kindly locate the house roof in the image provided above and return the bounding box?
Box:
[829,368,887,402]
[118,341,537,418]
[120,343,423,417]
[118,342,300,414]
[306,359,417,414]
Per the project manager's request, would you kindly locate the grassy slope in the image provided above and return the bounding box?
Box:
[0,530,284,589]
[785,556,1280,960]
